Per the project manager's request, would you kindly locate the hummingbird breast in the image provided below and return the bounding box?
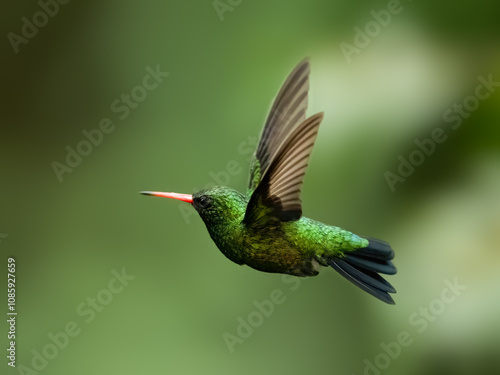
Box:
[210,221,322,277]
[205,216,364,278]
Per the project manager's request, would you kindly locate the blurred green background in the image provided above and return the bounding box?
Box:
[1,1,500,374]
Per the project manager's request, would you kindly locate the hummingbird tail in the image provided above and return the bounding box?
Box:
[326,238,397,304]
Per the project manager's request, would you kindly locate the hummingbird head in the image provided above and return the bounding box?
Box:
[192,186,247,224]
[140,186,247,226]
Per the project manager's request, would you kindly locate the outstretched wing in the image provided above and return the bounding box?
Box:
[243,112,324,227]
[247,58,310,197]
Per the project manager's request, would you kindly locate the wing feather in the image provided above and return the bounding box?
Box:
[244,112,324,226]
[247,59,310,196]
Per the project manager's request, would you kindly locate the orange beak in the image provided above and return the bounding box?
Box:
[140,191,193,203]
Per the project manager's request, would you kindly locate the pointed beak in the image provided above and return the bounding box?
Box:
[140,191,193,203]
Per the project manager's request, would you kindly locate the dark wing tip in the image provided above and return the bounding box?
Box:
[311,111,324,122]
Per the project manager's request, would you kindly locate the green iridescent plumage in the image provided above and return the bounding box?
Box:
[141,59,397,304]
[192,186,368,276]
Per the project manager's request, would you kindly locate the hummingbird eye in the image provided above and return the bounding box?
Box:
[197,195,212,209]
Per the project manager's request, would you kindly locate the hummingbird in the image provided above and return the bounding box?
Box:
[141,59,396,304]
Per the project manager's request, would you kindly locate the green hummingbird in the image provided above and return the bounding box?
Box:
[141,59,396,304]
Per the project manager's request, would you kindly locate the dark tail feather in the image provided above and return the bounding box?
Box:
[327,238,397,304]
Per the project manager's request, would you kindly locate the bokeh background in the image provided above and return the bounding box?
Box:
[2,1,500,374]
